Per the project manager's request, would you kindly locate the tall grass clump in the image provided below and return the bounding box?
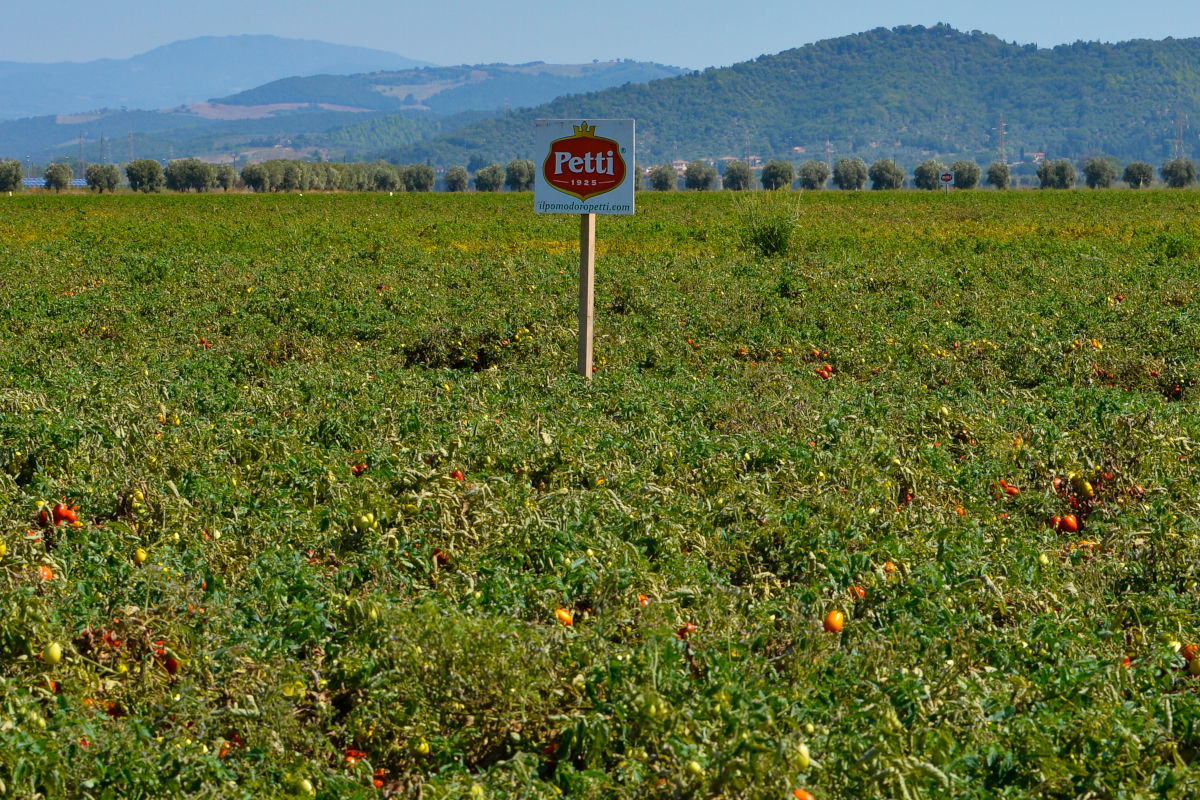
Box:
[736,189,799,257]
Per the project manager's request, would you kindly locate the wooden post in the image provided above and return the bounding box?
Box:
[577,213,596,378]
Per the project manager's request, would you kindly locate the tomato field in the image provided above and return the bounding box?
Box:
[3,190,1200,798]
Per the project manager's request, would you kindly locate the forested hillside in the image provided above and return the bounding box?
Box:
[382,25,1200,167]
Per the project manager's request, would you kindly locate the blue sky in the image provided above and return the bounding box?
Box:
[9,0,1200,67]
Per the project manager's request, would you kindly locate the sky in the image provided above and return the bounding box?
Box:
[7,0,1200,67]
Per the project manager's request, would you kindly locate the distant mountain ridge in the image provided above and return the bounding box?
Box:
[0,36,432,120]
[382,25,1200,168]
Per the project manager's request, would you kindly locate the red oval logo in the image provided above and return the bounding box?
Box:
[542,122,626,202]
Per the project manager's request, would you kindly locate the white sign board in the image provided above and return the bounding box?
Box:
[534,119,635,215]
[939,171,955,185]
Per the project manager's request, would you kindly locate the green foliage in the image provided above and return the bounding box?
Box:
[721,161,754,191]
[504,158,535,192]
[0,158,23,192]
[951,159,981,189]
[761,159,795,190]
[649,164,677,191]
[125,159,163,192]
[164,158,216,192]
[1161,158,1198,189]
[1083,156,1117,189]
[913,159,948,190]
[444,165,468,192]
[327,112,442,154]
[1037,158,1077,189]
[474,164,505,192]
[684,160,716,191]
[986,161,1010,189]
[214,164,238,190]
[85,163,120,193]
[832,156,868,190]
[4,192,1200,798]
[797,160,830,190]
[404,163,436,192]
[869,158,905,189]
[735,189,797,257]
[1123,160,1155,188]
[43,162,72,192]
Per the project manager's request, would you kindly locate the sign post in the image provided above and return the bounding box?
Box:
[535,119,635,378]
[939,171,954,195]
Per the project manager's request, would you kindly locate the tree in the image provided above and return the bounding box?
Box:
[371,164,402,192]
[633,161,643,191]
[1161,158,1197,189]
[241,163,269,192]
[504,159,535,191]
[869,159,904,190]
[722,161,754,191]
[126,159,163,192]
[44,162,73,192]
[761,159,795,190]
[1036,159,1076,189]
[474,163,505,192]
[404,164,436,192]
[986,162,1010,190]
[1082,156,1116,189]
[1123,161,1154,188]
[684,160,716,190]
[444,166,469,192]
[85,164,120,193]
[164,159,216,192]
[214,164,238,190]
[951,160,981,189]
[797,160,830,190]
[649,164,677,191]
[0,158,24,191]
[832,157,868,190]
[913,160,947,190]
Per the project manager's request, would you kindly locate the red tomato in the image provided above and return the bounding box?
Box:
[1183,644,1199,663]
[432,549,449,566]
[450,470,464,481]
[52,504,71,525]
[884,561,897,573]
[1059,514,1079,533]
[794,789,816,800]
[1048,515,1061,529]
[849,585,865,600]
[39,565,53,581]
[637,593,649,607]
[163,656,179,675]
[823,610,844,633]
[676,622,696,639]
[555,608,573,626]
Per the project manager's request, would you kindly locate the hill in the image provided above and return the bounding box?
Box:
[0,36,431,120]
[209,61,688,117]
[381,25,1200,168]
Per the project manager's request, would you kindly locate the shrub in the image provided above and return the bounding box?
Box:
[868,159,904,190]
[1082,156,1117,189]
[684,160,716,190]
[1037,159,1076,189]
[760,159,795,190]
[1161,158,1197,189]
[913,160,948,190]
[474,164,505,192]
[85,163,121,193]
[126,159,163,192]
[444,166,469,192]
[722,161,754,191]
[952,160,981,189]
[504,159,535,192]
[832,157,868,190]
[0,158,23,191]
[797,160,830,190]
[44,162,73,192]
[1123,161,1154,188]
[649,164,677,191]
[986,162,1010,190]
[736,190,798,258]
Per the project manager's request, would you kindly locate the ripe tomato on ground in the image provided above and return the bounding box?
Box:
[823,610,844,633]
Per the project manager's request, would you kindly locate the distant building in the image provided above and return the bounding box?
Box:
[792,146,806,153]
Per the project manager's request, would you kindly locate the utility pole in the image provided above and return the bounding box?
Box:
[825,137,832,168]
[79,133,85,179]
[100,135,105,164]
[503,95,509,117]
[744,127,750,163]
[129,131,134,162]
[996,113,1006,165]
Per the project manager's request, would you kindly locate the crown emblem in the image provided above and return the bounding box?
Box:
[572,122,596,137]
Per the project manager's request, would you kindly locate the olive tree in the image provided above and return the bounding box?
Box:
[1036,159,1076,189]
[649,164,677,191]
[474,163,505,192]
[1161,158,1197,189]
[868,159,905,190]
[722,161,754,191]
[164,158,216,192]
[404,164,436,192]
[951,160,981,189]
[797,160,830,190]
[832,157,868,190]
[986,162,1010,190]
[214,164,238,190]
[760,159,795,190]
[504,159,535,191]
[44,162,74,192]
[1082,156,1117,189]
[684,160,716,190]
[444,166,469,192]
[913,160,948,190]
[85,163,120,192]
[0,158,23,191]
[1123,161,1154,188]
[126,159,163,192]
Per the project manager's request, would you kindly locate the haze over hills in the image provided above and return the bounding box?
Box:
[384,25,1200,169]
[0,36,431,120]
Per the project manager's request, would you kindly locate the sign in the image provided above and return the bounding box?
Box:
[939,171,955,185]
[535,119,635,215]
